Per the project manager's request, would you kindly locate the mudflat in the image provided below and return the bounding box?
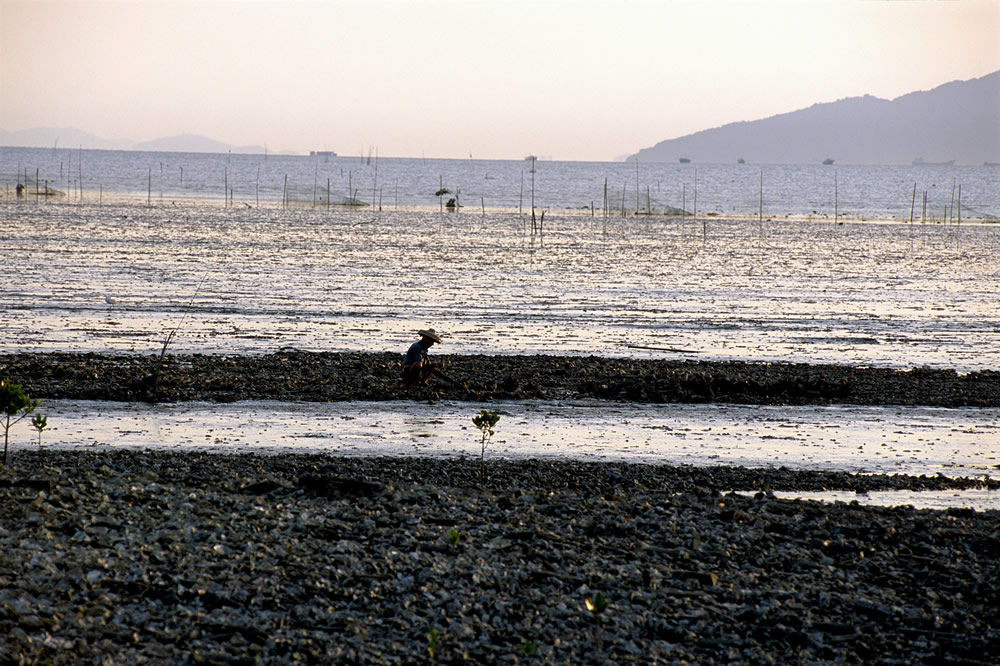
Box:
[3,351,999,406]
[2,450,998,664]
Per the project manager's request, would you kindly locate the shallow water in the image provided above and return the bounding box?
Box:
[4,201,999,371]
[21,399,1000,510]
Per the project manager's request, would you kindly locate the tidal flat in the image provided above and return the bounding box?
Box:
[2,450,998,664]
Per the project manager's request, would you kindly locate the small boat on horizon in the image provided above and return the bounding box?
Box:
[822,157,834,165]
[679,157,691,164]
[912,157,955,166]
[310,150,337,158]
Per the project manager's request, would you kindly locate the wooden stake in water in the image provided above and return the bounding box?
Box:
[834,170,838,221]
[759,168,764,224]
[693,168,698,219]
[950,178,956,224]
[909,183,916,225]
[148,167,152,206]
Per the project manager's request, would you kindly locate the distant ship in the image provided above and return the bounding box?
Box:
[912,158,954,166]
[737,157,746,164]
[679,157,691,164]
[310,150,337,158]
[524,155,537,161]
[822,157,834,165]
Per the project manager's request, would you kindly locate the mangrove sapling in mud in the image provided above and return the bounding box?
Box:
[31,413,48,448]
[585,592,610,657]
[1,379,40,465]
[472,410,500,463]
[426,625,442,660]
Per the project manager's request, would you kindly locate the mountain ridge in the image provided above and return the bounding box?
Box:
[0,127,297,155]
[632,71,1000,165]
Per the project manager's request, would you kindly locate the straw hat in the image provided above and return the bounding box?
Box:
[418,329,443,343]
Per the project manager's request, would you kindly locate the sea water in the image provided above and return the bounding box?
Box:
[2,147,999,509]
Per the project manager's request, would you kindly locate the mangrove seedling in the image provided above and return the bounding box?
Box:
[472,410,500,462]
[1,379,40,465]
[426,625,442,660]
[585,592,609,623]
[31,413,48,448]
[448,527,461,551]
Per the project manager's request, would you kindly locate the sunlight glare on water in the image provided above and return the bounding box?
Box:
[3,202,999,371]
[30,399,1000,510]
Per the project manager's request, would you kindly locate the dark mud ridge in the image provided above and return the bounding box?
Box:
[3,351,999,406]
[2,450,998,664]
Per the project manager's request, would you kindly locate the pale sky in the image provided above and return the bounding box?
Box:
[2,0,998,161]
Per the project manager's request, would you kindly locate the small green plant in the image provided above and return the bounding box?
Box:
[472,410,500,462]
[448,527,461,551]
[521,640,538,656]
[426,625,442,660]
[585,592,609,622]
[1,379,40,465]
[31,413,48,447]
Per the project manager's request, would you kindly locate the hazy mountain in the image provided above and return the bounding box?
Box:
[0,128,293,155]
[631,71,1000,165]
[0,126,133,151]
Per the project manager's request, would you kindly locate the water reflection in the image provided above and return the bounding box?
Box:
[26,399,999,510]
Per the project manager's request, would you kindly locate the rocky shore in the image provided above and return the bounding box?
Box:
[3,351,999,407]
[3,450,998,664]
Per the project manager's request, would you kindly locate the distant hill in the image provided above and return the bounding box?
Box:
[631,71,1000,165]
[0,127,296,155]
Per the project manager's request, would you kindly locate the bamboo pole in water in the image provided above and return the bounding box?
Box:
[950,178,956,224]
[148,167,152,206]
[957,185,961,224]
[909,183,916,225]
[834,170,838,221]
[530,157,536,232]
[373,148,379,212]
[635,159,640,215]
[759,168,763,224]
[602,179,608,236]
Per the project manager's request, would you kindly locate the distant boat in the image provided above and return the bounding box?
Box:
[737,157,746,164]
[986,161,1000,167]
[912,157,954,166]
[822,158,834,165]
[524,155,537,161]
[310,150,337,158]
[679,157,691,164]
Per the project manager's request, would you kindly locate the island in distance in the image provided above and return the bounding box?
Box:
[631,70,1000,166]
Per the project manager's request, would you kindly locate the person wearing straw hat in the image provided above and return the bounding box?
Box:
[400,328,443,386]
